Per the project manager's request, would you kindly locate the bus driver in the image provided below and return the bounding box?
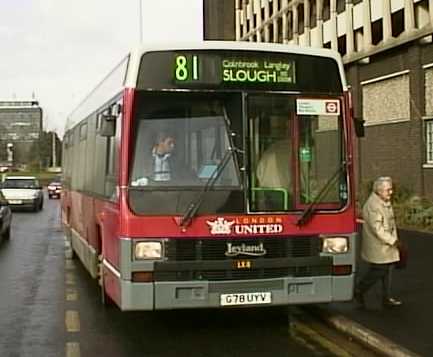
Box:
[150,132,176,181]
[131,131,176,186]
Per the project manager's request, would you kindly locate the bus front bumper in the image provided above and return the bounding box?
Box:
[118,275,354,311]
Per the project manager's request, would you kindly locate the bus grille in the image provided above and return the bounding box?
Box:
[154,236,329,282]
[165,236,320,261]
[154,264,331,282]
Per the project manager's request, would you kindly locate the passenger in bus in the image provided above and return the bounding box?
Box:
[256,139,292,210]
[354,176,403,308]
[256,139,292,190]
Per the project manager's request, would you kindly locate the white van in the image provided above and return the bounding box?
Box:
[1,176,44,211]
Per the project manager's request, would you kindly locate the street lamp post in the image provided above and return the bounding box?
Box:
[6,143,13,166]
[139,0,143,43]
[51,131,56,168]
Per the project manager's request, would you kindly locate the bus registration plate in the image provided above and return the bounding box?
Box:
[220,292,272,306]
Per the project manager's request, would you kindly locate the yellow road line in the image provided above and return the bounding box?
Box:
[66,287,78,301]
[65,310,80,333]
[65,250,80,357]
[66,342,80,357]
[65,259,76,270]
[291,320,353,357]
[65,272,75,285]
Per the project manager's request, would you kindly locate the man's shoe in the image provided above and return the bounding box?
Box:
[383,297,402,307]
[353,289,365,308]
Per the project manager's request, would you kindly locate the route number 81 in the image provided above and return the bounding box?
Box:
[175,55,199,81]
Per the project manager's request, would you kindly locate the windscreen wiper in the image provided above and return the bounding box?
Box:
[179,146,237,228]
[296,162,347,227]
[179,107,243,229]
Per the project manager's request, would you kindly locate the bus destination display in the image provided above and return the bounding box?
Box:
[137,50,342,92]
[174,54,296,86]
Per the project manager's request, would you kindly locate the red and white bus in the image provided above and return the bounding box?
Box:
[62,41,360,310]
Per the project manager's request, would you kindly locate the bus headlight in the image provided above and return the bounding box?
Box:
[322,236,348,254]
[134,241,162,259]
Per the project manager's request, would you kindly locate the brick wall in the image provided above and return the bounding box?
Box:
[347,41,433,200]
[424,170,433,198]
[359,120,423,195]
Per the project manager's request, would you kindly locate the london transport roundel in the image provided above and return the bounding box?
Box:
[325,101,338,114]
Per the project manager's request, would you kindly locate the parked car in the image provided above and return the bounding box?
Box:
[0,191,12,242]
[47,181,62,199]
[0,176,44,211]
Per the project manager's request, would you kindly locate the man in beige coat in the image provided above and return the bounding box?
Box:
[354,176,402,308]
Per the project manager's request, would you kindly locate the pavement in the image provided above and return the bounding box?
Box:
[317,229,433,357]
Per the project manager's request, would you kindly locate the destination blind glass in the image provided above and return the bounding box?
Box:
[137,50,342,93]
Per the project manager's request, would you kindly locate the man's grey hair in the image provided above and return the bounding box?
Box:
[373,176,392,193]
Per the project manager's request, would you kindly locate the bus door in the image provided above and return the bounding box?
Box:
[248,94,295,212]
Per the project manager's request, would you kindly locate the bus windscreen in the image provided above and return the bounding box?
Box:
[137,50,343,93]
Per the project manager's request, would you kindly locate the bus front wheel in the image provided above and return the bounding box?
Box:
[98,254,113,307]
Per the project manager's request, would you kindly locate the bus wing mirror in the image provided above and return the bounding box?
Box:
[98,113,116,137]
[354,117,365,138]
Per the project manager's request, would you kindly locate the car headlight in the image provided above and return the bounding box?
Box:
[322,236,348,254]
[134,241,162,259]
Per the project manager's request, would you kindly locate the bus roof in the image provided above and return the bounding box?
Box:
[66,41,347,132]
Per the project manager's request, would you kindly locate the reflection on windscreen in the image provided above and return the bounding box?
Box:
[3,179,38,189]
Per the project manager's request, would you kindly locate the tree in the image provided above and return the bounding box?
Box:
[28,130,62,169]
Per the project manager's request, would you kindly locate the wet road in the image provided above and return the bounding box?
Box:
[0,197,318,357]
[0,197,65,357]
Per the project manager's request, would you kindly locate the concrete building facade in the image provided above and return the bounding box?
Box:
[0,100,42,169]
[203,0,433,199]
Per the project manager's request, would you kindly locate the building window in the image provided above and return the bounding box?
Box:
[362,72,410,126]
[371,19,383,45]
[338,35,347,56]
[424,67,433,116]
[337,0,345,14]
[323,0,330,21]
[415,0,430,29]
[391,9,404,37]
[310,0,317,28]
[298,4,305,35]
[427,120,433,163]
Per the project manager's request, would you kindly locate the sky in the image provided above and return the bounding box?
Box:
[0,0,203,135]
